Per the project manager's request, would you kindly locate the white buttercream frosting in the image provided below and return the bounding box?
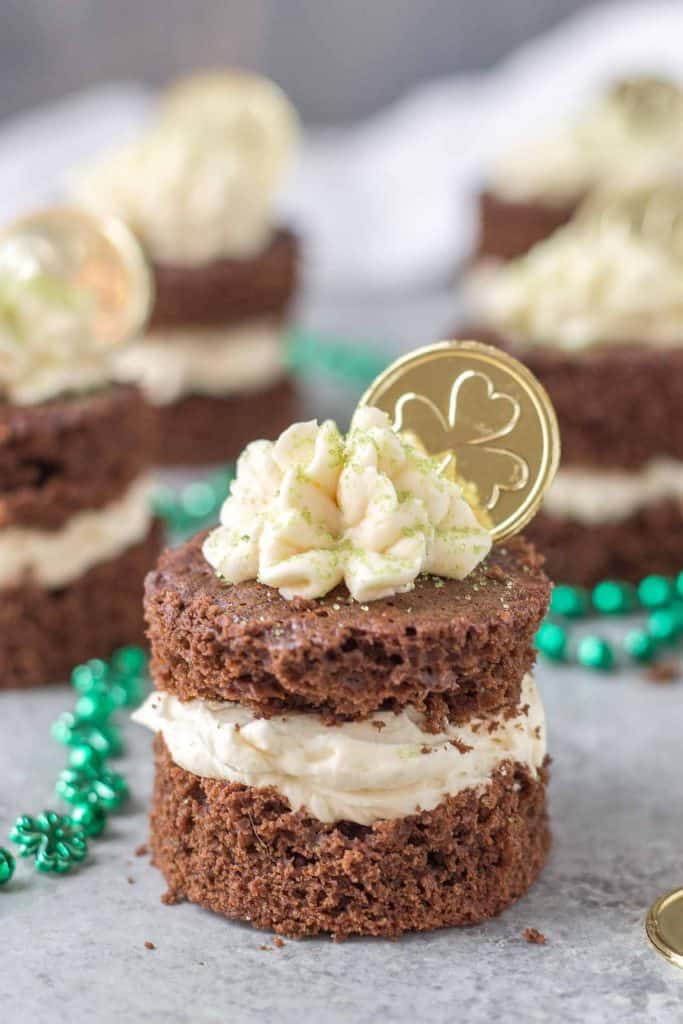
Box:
[71,73,298,264]
[133,674,545,825]
[543,459,683,524]
[0,475,153,587]
[113,320,285,405]
[469,223,683,349]
[491,77,683,204]
[0,264,112,405]
[202,407,491,603]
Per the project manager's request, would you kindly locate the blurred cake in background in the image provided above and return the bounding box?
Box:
[0,208,161,688]
[475,75,683,263]
[466,176,683,584]
[71,71,301,466]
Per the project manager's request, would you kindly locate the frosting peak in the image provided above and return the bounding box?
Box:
[71,73,298,264]
[469,221,683,350]
[202,408,492,602]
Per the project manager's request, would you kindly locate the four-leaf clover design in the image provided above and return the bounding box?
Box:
[393,369,529,511]
[10,812,88,874]
[56,765,129,811]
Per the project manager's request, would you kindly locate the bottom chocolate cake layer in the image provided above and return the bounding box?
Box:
[527,498,683,585]
[0,520,163,689]
[150,738,550,940]
[156,376,299,466]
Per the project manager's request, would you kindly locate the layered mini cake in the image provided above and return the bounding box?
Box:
[135,405,551,939]
[476,76,683,262]
[0,209,160,688]
[71,71,301,465]
[467,214,683,584]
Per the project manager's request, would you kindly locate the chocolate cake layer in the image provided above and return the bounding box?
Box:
[461,329,683,470]
[0,519,162,689]
[155,375,299,466]
[151,737,550,939]
[145,534,550,728]
[0,385,156,530]
[475,190,577,262]
[150,228,299,329]
[527,497,683,585]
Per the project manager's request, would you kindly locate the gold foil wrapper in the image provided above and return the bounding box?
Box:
[0,206,152,348]
[647,888,683,970]
[359,340,560,543]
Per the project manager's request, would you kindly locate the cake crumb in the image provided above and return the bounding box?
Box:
[371,720,386,732]
[449,738,473,754]
[523,928,547,945]
[274,937,285,948]
[259,944,272,951]
[645,660,680,684]
[144,941,156,951]
[127,876,135,885]
[135,844,149,857]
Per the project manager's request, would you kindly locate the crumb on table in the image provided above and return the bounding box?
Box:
[645,661,680,684]
[144,941,156,951]
[523,927,547,945]
[135,844,149,857]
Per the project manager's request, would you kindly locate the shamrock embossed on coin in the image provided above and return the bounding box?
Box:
[359,340,560,542]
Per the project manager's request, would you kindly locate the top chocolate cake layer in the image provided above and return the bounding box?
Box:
[0,385,156,531]
[145,532,550,729]
[149,228,299,329]
[462,328,683,470]
[475,190,578,263]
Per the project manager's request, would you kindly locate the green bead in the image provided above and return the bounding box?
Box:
[56,765,129,811]
[535,621,568,661]
[108,674,147,710]
[648,609,680,645]
[623,629,657,662]
[577,635,615,670]
[68,744,103,771]
[638,575,675,609]
[74,691,114,723]
[110,645,147,678]
[550,585,589,619]
[0,848,15,885]
[10,811,88,874]
[51,713,123,758]
[69,803,108,838]
[71,659,109,693]
[592,580,635,615]
[181,481,216,520]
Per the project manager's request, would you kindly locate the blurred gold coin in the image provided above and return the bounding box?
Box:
[647,889,683,970]
[0,206,152,347]
[358,339,561,543]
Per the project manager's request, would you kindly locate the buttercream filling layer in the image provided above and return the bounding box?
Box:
[0,474,153,588]
[543,459,683,524]
[133,674,545,826]
[113,320,285,404]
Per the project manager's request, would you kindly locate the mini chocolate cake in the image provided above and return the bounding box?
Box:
[0,387,160,688]
[71,72,302,466]
[0,207,160,687]
[474,76,683,263]
[465,212,683,584]
[135,406,552,939]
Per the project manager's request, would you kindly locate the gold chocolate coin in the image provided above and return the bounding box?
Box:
[0,206,152,347]
[359,339,561,542]
[647,889,683,970]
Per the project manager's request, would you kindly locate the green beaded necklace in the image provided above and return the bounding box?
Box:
[2,645,148,882]
[536,574,683,671]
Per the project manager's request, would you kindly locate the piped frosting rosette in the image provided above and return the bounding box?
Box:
[203,406,492,602]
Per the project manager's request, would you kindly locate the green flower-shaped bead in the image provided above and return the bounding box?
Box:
[71,659,110,693]
[110,645,148,678]
[56,765,129,811]
[70,803,108,837]
[0,847,15,885]
[51,712,123,758]
[10,812,88,874]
